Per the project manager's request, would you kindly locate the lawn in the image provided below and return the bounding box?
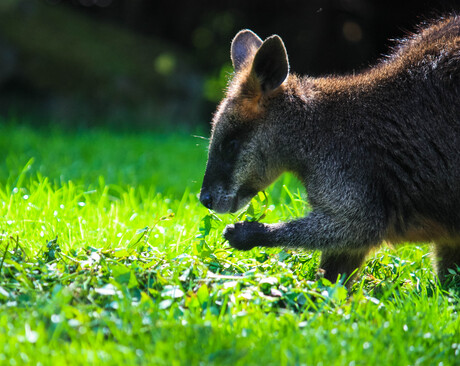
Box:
[0,121,458,365]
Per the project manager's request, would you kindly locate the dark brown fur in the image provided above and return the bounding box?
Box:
[200,16,460,285]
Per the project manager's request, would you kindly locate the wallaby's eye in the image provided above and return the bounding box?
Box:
[227,139,240,155]
[218,139,239,159]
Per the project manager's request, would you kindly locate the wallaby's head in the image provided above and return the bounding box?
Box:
[200,30,290,213]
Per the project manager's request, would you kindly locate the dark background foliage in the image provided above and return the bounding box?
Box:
[0,0,457,129]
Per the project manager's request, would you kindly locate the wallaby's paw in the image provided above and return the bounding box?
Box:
[223,221,266,251]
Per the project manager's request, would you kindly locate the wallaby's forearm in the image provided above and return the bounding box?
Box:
[224,211,382,251]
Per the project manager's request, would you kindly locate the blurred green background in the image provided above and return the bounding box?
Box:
[0,0,456,130]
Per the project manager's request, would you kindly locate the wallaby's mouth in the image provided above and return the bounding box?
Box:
[200,186,258,214]
[231,187,258,213]
[212,188,258,214]
[199,188,234,214]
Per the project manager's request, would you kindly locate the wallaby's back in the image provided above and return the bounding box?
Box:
[304,15,460,241]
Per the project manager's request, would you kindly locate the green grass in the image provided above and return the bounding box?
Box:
[0,122,458,365]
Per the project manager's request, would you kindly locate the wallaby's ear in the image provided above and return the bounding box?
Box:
[231,29,263,71]
[252,35,289,92]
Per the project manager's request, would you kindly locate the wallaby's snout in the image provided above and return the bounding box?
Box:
[198,183,243,214]
[199,189,213,210]
[200,162,237,214]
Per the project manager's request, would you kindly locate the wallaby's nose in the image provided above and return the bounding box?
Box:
[200,191,213,209]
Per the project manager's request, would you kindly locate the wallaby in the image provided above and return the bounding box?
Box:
[200,16,460,285]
